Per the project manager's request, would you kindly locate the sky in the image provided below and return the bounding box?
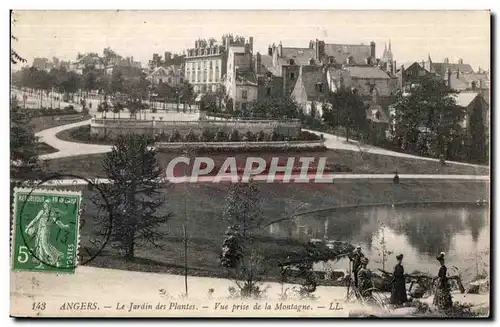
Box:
[11,10,491,71]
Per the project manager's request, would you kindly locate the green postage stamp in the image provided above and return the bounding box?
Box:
[11,188,82,273]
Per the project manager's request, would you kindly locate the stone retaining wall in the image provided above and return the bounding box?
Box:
[90,117,302,139]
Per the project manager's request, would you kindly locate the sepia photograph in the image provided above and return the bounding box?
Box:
[9,9,491,318]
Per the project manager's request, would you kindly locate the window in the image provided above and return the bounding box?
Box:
[266,87,271,96]
[289,59,295,65]
[242,90,248,100]
[329,58,334,64]
[375,111,381,120]
[180,78,184,83]
[317,82,324,92]
[241,103,247,111]
[290,72,295,80]
[159,78,163,84]
[168,78,172,84]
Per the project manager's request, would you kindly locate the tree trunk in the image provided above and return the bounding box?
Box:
[124,233,135,261]
[346,127,350,142]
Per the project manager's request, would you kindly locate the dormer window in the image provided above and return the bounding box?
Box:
[290,72,295,80]
[329,58,334,64]
[289,59,295,65]
[375,111,381,120]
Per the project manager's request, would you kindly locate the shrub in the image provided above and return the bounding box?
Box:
[229,129,240,142]
[184,130,198,142]
[214,129,228,142]
[244,131,255,142]
[169,129,182,142]
[201,129,215,142]
[256,131,266,142]
[298,130,321,141]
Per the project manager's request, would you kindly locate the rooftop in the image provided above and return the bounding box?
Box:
[324,43,372,65]
[346,66,391,79]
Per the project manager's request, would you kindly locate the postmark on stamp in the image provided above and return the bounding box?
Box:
[11,187,82,273]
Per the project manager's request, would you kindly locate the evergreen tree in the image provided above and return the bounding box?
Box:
[10,99,44,181]
[467,99,488,163]
[220,224,244,269]
[222,181,263,238]
[100,134,172,260]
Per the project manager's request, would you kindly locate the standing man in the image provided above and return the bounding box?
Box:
[349,245,365,288]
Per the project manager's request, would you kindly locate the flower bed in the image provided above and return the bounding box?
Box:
[154,141,327,154]
[154,129,322,143]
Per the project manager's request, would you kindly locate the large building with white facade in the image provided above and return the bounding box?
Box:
[184,34,253,94]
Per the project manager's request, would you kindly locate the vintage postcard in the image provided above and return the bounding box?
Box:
[10,10,490,318]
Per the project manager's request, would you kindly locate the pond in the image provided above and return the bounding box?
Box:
[268,203,490,279]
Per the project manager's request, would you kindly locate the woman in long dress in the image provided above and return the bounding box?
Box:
[25,200,69,268]
[433,252,453,310]
[390,254,408,305]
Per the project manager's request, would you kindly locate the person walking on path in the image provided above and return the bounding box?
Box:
[433,252,453,311]
[349,245,365,288]
[390,254,408,305]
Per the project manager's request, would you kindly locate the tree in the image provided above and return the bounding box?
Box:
[467,100,487,164]
[222,181,263,239]
[179,82,195,109]
[110,68,125,94]
[251,96,301,119]
[390,75,465,158]
[323,86,368,142]
[220,225,244,269]
[11,11,26,64]
[100,135,172,260]
[10,99,44,181]
[102,47,122,67]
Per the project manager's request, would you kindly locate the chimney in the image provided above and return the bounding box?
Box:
[315,39,320,61]
[255,52,261,74]
[268,46,272,56]
[444,57,449,63]
[370,41,376,59]
[278,42,283,57]
[421,60,425,68]
[400,65,405,87]
[456,68,460,78]
[249,37,254,53]
[458,58,463,65]
[447,68,452,87]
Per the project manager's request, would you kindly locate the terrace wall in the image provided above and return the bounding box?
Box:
[90,117,302,139]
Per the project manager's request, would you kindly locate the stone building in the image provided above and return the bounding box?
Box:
[147,65,184,86]
[224,45,258,111]
[264,39,378,99]
[290,65,329,116]
[184,34,253,94]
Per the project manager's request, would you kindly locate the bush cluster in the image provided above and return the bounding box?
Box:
[33,106,79,117]
[154,129,321,143]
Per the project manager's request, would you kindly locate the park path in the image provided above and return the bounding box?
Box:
[36,119,112,160]
[303,129,488,169]
[10,266,489,318]
[36,117,489,173]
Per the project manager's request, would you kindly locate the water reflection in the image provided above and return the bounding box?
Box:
[268,203,489,276]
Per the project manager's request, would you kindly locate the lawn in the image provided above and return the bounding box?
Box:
[36,142,59,155]
[30,114,91,133]
[43,149,490,179]
[38,179,489,284]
